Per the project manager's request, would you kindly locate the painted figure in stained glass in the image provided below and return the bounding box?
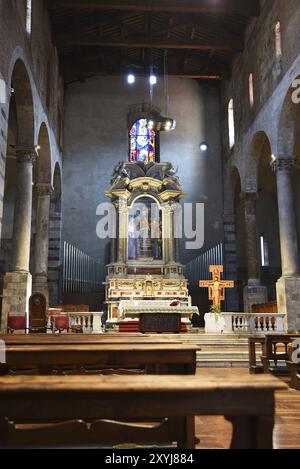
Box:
[130,119,156,163]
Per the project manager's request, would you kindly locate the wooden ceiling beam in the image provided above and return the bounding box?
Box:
[45,0,260,17]
[61,56,230,80]
[52,11,133,34]
[62,52,230,74]
[56,35,243,51]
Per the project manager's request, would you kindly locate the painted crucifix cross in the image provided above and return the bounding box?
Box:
[199,266,234,307]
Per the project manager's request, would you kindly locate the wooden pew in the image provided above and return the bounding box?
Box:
[0,333,184,345]
[0,374,286,449]
[0,343,198,375]
[0,339,199,447]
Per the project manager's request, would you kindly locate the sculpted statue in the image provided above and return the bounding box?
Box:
[111,162,130,185]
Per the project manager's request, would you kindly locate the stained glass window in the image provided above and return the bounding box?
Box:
[129,119,156,163]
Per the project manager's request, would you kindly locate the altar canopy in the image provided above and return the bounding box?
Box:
[105,160,198,330]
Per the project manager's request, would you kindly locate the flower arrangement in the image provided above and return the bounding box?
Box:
[209,304,222,322]
[209,304,222,314]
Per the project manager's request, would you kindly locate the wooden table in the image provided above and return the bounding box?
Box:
[0,374,286,449]
[0,343,198,375]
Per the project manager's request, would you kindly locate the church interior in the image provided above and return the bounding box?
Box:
[0,0,300,451]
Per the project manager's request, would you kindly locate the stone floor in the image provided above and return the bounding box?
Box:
[195,368,300,449]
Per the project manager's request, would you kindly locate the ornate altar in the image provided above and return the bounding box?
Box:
[104,161,198,331]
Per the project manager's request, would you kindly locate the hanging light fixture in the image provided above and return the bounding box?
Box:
[127,73,136,85]
[147,50,176,132]
[149,74,157,85]
[200,142,209,152]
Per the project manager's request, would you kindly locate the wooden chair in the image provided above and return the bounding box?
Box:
[29,294,47,333]
[7,316,28,334]
[52,315,70,334]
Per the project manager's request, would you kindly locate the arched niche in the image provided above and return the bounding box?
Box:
[127,196,163,262]
[232,166,246,310]
[0,59,35,277]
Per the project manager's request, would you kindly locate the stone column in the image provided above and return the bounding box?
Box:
[116,198,127,270]
[110,237,117,264]
[174,237,180,263]
[223,212,239,312]
[274,156,300,331]
[241,192,267,313]
[32,183,53,303]
[169,208,175,264]
[1,147,38,331]
[164,203,175,264]
[47,195,62,306]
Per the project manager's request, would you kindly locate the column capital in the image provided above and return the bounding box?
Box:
[163,204,172,214]
[15,146,38,164]
[36,183,54,197]
[116,199,127,213]
[272,155,296,172]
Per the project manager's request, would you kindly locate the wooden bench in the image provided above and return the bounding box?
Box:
[286,338,300,390]
[248,333,300,376]
[248,336,266,374]
[0,333,184,345]
[0,374,286,449]
[0,343,198,376]
[0,340,198,447]
[261,334,300,375]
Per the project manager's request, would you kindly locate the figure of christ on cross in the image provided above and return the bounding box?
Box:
[199,266,234,308]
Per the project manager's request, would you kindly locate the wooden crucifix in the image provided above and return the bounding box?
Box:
[199,266,234,307]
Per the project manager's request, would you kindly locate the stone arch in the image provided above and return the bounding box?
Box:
[231,165,246,310]
[10,58,35,146]
[0,58,36,274]
[276,75,300,261]
[256,133,281,300]
[224,164,242,214]
[48,162,62,305]
[277,75,300,157]
[31,123,53,299]
[0,57,36,329]
[36,122,52,184]
[278,77,300,258]
[245,131,274,192]
[52,162,62,210]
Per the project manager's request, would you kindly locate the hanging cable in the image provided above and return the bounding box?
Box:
[164,49,170,117]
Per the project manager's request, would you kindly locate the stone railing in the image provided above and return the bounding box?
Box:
[68,312,104,334]
[48,312,103,334]
[205,313,286,334]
